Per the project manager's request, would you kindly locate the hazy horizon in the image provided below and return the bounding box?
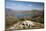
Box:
[6,0,44,11]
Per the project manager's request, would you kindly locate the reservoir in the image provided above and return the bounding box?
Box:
[16,14,32,17]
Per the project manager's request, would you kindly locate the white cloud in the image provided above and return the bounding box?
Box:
[27,5,32,7]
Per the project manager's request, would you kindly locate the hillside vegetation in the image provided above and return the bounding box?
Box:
[5,9,44,31]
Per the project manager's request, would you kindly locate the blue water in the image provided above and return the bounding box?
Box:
[16,14,32,17]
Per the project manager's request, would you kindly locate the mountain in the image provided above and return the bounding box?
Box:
[5,8,16,16]
[5,8,44,18]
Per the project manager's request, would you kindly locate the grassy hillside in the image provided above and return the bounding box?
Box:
[5,9,44,31]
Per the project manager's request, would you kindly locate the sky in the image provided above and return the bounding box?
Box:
[5,0,44,11]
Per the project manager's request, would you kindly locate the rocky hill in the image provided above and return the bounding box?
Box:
[5,20,44,31]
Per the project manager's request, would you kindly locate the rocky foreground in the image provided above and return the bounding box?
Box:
[5,20,44,31]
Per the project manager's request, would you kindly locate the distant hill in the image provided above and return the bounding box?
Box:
[5,8,44,18]
[5,8,16,16]
[31,10,44,16]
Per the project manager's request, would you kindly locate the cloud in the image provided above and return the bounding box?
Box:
[27,5,32,7]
